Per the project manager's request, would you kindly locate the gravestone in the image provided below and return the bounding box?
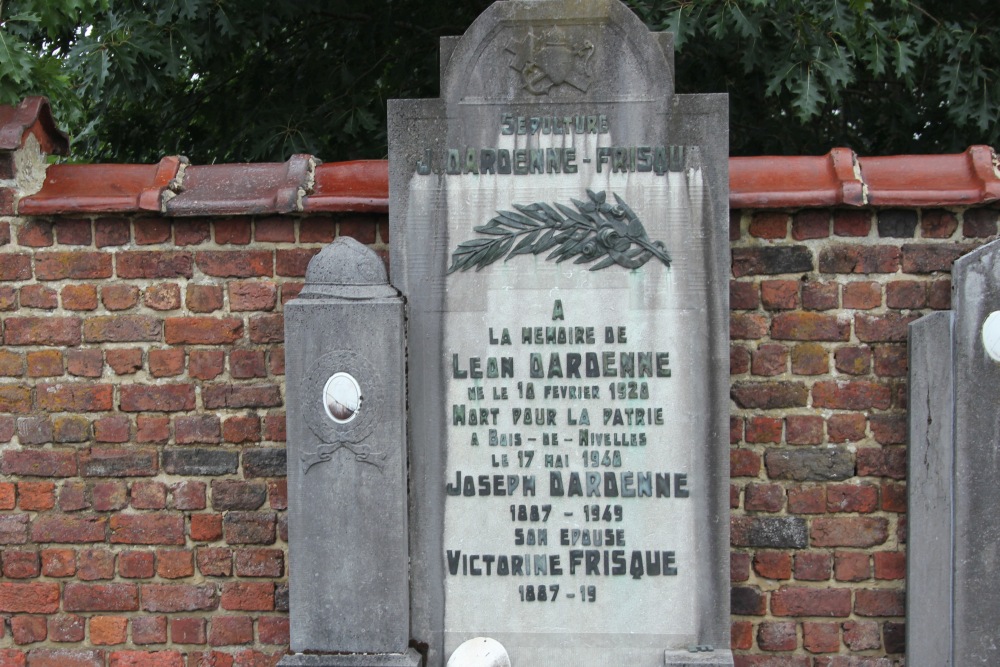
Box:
[389,1,731,665]
[908,237,1000,666]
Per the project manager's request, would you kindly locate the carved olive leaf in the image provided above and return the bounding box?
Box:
[506,230,540,260]
[496,210,540,229]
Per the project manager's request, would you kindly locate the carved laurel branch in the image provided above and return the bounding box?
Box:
[447,190,671,274]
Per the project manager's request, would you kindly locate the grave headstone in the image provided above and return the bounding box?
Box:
[908,237,1000,666]
[389,1,731,664]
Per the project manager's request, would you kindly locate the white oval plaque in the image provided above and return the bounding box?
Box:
[323,372,362,423]
[983,311,1000,362]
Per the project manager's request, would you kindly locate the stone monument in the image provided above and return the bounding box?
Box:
[908,237,1000,666]
[389,1,731,664]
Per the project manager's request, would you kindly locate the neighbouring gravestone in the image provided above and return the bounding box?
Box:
[908,237,1000,666]
[280,238,420,666]
[389,1,731,665]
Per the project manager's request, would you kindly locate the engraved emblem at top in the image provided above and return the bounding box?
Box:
[506,26,595,95]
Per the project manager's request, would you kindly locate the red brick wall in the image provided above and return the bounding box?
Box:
[0,201,994,666]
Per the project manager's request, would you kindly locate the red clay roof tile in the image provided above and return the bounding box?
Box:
[164,155,315,216]
[0,97,69,156]
[859,146,1000,206]
[303,160,389,213]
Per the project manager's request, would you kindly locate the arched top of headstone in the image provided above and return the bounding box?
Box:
[300,237,398,300]
[441,0,673,107]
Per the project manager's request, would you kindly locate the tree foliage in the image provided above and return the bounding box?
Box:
[1,0,997,161]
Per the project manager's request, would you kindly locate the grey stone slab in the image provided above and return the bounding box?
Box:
[389,1,730,665]
[906,311,953,667]
[278,649,423,667]
[284,238,410,654]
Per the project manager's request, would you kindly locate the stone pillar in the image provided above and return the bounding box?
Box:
[279,237,421,667]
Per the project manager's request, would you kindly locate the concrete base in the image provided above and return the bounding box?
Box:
[664,649,735,666]
[278,649,423,667]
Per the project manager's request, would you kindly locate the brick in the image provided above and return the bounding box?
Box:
[339,216,381,243]
[31,515,106,543]
[792,210,830,239]
[0,350,24,376]
[66,349,102,377]
[873,346,906,377]
[818,245,899,273]
[28,649,105,667]
[751,344,786,376]
[249,313,284,343]
[730,586,765,615]
[753,550,791,579]
[0,582,59,614]
[223,512,276,544]
[834,346,871,375]
[110,514,185,545]
[757,620,797,651]
[771,312,849,341]
[267,480,287,510]
[873,551,905,580]
[203,384,282,409]
[842,620,881,651]
[223,415,261,443]
[920,209,957,238]
[94,415,130,443]
[803,621,840,653]
[300,218,337,242]
[833,210,871,236]
[771,587,852,617]
[197,251,272,277]
[58,480,89,511]
[901,243,975,273]
[730,449,760,477]
[144,283,181,310]
[186,284,224,313]
[749,212,788,239]
[827,482,878,512]
[90,616,128,645]
[229,281,278,311]
[95,218,130,247]
[732,246,813,277]
[813,380,891,410]
[175,415,221,444]
[171,480,207,510]
[964,207,998,237]
[230,350,266,378]
[3,550,40,578]
[49,614,86,642]
[213,480,267,511]
[880,481,906,512]
[794,551,831,581]
[280,282,304,303]
[83,315,161,343]
[116,251,193,279]
[64,583,138,611]
[855,313,918,342]
[745,517,807,549]
[801,281,839,310]
[3,450,76,477]
[276,248,320,276]
[106,349,142,375]
[275,583,288,612]
[132,616,168,645]
[156,550,194,579]
[876,209,917,237]
[5,317,81,346]
[883,621,905,653]
[120,384,195,412]
[136,416,170,444]
[765,448,854,482]
[827,413,867,443]
[60,284,98,311]
[197,547,232,575]
[51,416,89,444]
[885,280,926,309]
[80,448,158,477]
[131,480,168,509]
[19,481,55,510]
[34,252,112,280]
[134,220,171,244]
[255,218,295,242]
[730,313,768,340]
[171,617,206,644]
[730,346,749,374]
[0,253,30,280]
[745,483,784,512]
[96,284,138,311]
[760,279,799,310]
[729,280,759,309]
[92,481,128,511]
[15,416,52,444]
[141,584,217,612]
[163,448,238,476]
[263,413,286,442]
[745,416,782,444]
[221,581,274,611]
[731,552,750,582]
[731,381,807,409]
[108,651,184,667]
[118,551,155,579]
[20,284,58,309]
[209,615,254,646]
[790,343,827,375]
[842,281,881,309]
[214,219,252,244]
[191,514,225,542]
[175,219,211,245]
[11,616,47,644]
[854,588,904,616]
[36,383,112,412]
[190,349,226,380]
[164,317,242,344]
[41,549,76,577]
[812,517,888,548]
[0,482,14,509]
[258,616,289,645]
[234,549,283,577]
